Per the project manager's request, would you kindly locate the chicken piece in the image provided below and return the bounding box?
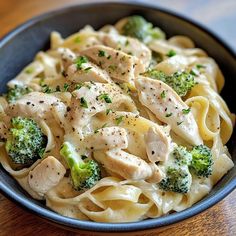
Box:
[56,47,77,70]
[66,61,112,84]
[80,45,145,83]
[28,156,66,196]
[83,127,128,150]
[94,149,162,182]
[154,55,196,75]
[7,92,66,120]
[145,127,170,162]
[135,76,202,145]
[102,34,151,68]
[69,82,136,130]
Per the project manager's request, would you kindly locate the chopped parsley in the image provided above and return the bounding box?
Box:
[84,67,92,72]
[74,36,81,43]
[75,56,88,69]
[196,64,206,69]
[25,67,34,74]
[160,90,166,99]
[101,123,107,129]
[98,93,112,103]
[94,123,107,133]
[190,69,197,76]
[42,84,52,93]
[166,49,176,57]
[165,112,173,117]
[107,55,112,60]
[80,97,88,108]
[182,108,191,114]
[115,116,124,125]
[63,83,69,92]
[106,108,112,115]
[98,50,106,57]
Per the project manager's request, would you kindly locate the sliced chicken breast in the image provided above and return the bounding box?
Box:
[66,61,112,84]
[94,149,163,182]
[135,76,202,145]
[145,127,170,162]
[80,45,145,83]
[102,34,151,68]
[83,127,128,150]
[69,82,136,130]
[28,156,66,196]
[7,92,66,121]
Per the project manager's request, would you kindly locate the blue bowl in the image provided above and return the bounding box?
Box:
[0,1,235,233]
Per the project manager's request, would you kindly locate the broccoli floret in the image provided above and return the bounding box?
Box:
[5,117,47,165]
[190,145,213,177]
[120,15,165,43]
[173,145,192,166]
[144,70,196,97]
[6,85,32,103]
[159,166,192,193]
[60,142,101,190]
[159,146,192,193]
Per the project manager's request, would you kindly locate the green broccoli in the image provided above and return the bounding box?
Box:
[144,70,196,97]
[173,145,192,166]
[120,15,165,43]
[159,146,192,193]
[60,142,101,191]
[5,117,47,165]
[190,144,213,177]
[6,85,32,103]
[159,165,192,193]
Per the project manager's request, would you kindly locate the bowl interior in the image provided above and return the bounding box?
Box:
[0,1,235,232]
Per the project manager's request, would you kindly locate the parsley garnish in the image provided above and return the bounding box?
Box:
[42,84,52,93]
[190,69,197,76]
[63,83,69,92]
[25,67,34,74]
[160,90,166,99]
[75,56,88,69]
[80,97,88,108]
[106,108,112,115]
[74,36,81,43]
[94,123,107,133]
[115,116,124,125]
[196,64,206,69]
[182,108,191,114]
[84,67,92,72]
[98,50,106,57]
[166,49,176,57]
[98,93,112,103]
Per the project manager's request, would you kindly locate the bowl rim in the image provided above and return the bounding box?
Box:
[0,0,235,232]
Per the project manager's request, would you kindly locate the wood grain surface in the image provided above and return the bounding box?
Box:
[0,0,235,235]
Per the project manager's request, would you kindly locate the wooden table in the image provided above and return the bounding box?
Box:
[0,0,235,235]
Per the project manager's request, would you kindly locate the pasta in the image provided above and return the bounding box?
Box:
[0,16,234,223]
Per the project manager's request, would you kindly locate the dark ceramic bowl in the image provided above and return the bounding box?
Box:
[0,1,235,233]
